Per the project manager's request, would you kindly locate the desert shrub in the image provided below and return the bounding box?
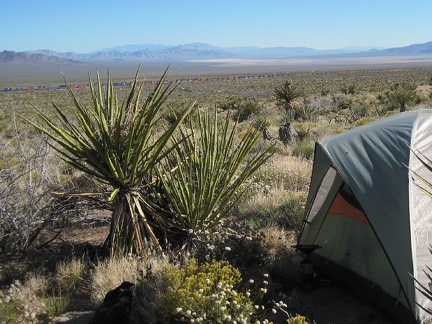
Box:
[340,86,348,95]
[372,103,392,117]
[233,99,261,122]
[320,88,330,96]
[291,140,314,160]
[0,129,77,252]
[278,191,307,228]
[158,259,254,323]
[218,95,243,111]
[336,97,352,110]
[341,105,370,124]
[186,218,265,269]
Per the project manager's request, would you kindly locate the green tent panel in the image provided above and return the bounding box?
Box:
[298,110,432,323]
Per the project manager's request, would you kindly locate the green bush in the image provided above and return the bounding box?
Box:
[158,259,254,323]
[292,140,315,160]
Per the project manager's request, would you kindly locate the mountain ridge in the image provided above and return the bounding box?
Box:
[1,41,432,64]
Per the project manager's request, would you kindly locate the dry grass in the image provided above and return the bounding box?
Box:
[55,258,87,292]
[260,226,299,280]
[90,254,170,305]
[236,153,311,227]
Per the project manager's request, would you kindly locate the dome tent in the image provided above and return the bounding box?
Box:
[298,110,432,323]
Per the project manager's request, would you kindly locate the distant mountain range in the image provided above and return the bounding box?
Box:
[2,41,432,64]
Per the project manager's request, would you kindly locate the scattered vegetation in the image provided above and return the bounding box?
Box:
[1,65,432,323]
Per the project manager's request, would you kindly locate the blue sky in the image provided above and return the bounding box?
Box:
[1,0,431,53]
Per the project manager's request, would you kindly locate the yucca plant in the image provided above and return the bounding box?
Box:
[27,67,195,256]
[386,82,418,112]
[274,80,304,119]
[156,109,275,234]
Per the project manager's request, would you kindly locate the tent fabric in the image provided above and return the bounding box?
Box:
[298,110,432,323]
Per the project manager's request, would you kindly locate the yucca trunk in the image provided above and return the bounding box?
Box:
[103,190,164,256]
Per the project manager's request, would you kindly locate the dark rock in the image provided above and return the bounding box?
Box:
[90,281,135,324]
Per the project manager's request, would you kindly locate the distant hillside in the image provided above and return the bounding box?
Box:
[2,41,432,64]
[89,42,358,60]
[0,50,80,64]
[381,41,432,54]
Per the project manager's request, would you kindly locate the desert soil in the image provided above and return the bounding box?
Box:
[1,224,396,324]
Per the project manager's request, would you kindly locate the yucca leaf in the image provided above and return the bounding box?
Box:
[109,188,120,201]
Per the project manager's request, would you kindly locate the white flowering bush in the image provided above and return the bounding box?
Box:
[158,259,254,323]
